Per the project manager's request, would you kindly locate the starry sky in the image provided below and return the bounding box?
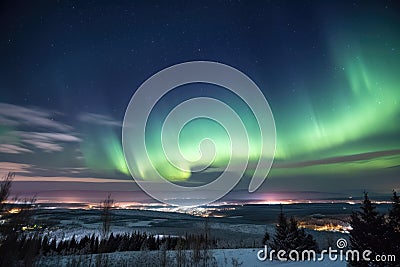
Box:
[0,0,399,203]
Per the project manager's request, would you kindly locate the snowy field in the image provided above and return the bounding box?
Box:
[33,203,353,248]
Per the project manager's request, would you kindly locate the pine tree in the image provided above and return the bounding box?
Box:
[94,236,99,253]
[69,235,77,254]
[287,217,300,250]
[389,191,400,232]
[270,207,318,258]
[271,205,290,252]
[41,235,49,255]
[287,216,318,252]
[50,238,57,254]
[387,191,400,266]
[349,192,386,267]
[262,230,270,245]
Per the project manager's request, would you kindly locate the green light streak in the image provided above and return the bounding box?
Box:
[81,128,129,175]
[275,26,400,162]
[85,20,400,182]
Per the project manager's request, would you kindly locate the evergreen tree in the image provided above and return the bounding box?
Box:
[349,192,386,267]
[41,235,49,255]
[303,230,318,251]
[271,205,290,252]
[288,216,318,252]
[287,217,300,250]
[69,235,78,254]
[49,238,57,254]
[270,207,318,258]
[262,230,270,245]
[389,191,400,232]
[387,191,400,266]
[94,236,99,253]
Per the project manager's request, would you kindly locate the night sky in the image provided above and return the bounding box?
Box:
[0,1,399,203]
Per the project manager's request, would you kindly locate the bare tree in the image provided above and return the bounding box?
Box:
[0,172,38,267]
[97,194,114,266]
[101,194,114,238]
[0,172,14,211]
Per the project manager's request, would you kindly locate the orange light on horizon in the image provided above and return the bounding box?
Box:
[298,221,352,233]
[8,208,21,214]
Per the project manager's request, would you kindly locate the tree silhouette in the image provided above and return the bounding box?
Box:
[101,194,114,238]
[349,192,387,267]
[270,205,317,256]
[271,205,290,252]
[0,172,37,266]
[262,230,270,245]
[387,191,400,266]
[0,172,13,211]
[388,191,400,232]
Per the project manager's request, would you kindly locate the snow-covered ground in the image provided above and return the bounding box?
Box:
[37,248,346,267]
[31,203,353,266]
[212,249,346,266]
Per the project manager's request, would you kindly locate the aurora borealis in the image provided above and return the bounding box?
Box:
[0,1,399,203]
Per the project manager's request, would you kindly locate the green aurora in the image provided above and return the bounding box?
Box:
[118,21,400,182]
[3,2,396,185]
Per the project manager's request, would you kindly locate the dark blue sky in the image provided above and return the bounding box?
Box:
[0,1,331,112]
[0,1,399,203]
